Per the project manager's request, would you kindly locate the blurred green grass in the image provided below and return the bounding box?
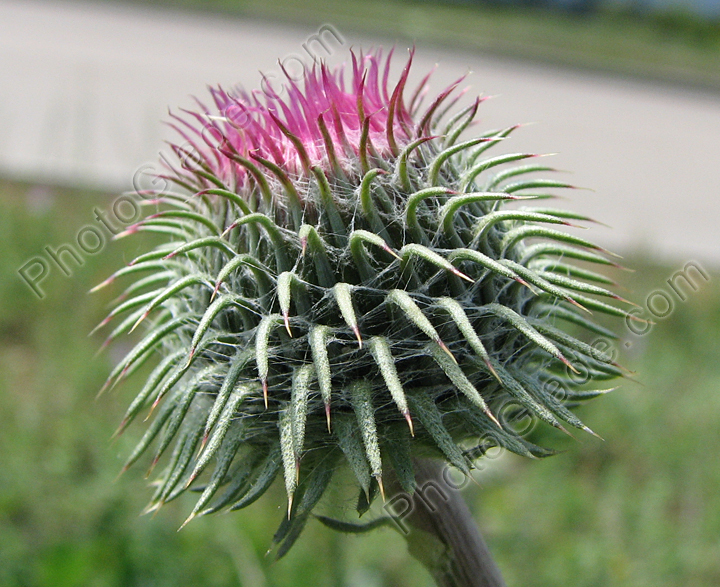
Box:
[1,178,719,586]
[107,0,720,90]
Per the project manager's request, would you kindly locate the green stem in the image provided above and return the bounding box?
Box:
[394,458,506,587]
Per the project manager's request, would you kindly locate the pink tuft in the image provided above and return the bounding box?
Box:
[166,48,465,188]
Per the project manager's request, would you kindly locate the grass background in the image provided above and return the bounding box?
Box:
[107,0,720,90]
[1,177,719,587]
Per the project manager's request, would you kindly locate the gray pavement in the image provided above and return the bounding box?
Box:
[1,0,719,265]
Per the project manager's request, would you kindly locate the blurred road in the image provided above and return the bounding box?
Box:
[1,0,719,264]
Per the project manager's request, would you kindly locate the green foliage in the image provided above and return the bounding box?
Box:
[103,0,720,89]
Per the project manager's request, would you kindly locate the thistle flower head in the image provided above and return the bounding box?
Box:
[96,48,633,556]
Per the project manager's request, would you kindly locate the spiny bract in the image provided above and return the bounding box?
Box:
[95,48,633,556]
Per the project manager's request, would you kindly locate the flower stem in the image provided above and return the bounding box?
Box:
[393,458,506,587]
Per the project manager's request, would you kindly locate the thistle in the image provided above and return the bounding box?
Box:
[94,48,633,561]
